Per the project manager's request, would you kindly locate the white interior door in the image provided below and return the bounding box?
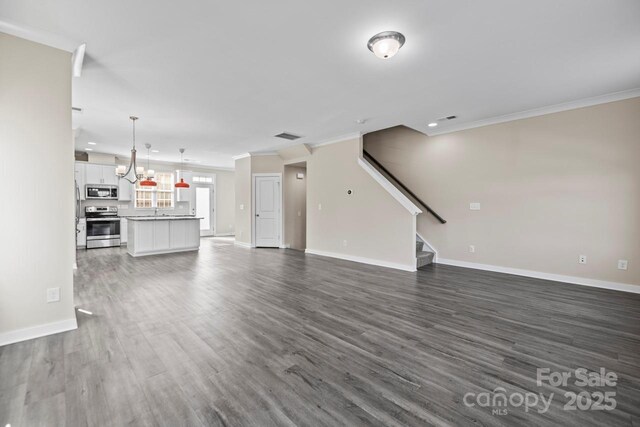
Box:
[255,175,281,247]
[195,185,214,236]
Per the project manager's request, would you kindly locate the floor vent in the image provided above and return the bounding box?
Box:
[274,132,302,140]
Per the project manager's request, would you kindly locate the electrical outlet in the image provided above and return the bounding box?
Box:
[342,240,348,247]
[618,259,628,270]
[469,245,475,253]
[47,287,60,303]
[239,204,244,210]
[579,255,587,264]
[470,203,481,211]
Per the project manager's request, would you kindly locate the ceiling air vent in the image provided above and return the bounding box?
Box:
[274,132,302,141]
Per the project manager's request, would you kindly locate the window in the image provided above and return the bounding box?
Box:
[155,172,175,208]
[135,172,175,208]
[193,176,213,183]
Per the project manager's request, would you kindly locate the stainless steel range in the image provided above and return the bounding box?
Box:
[85,206,120,249]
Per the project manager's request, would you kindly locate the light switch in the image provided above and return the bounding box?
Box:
[470,202,481,210]
[297,211,301,217]
[239,204,244,210]
[318,203,322,211]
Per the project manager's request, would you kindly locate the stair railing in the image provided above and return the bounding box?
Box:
[363,150,446,224]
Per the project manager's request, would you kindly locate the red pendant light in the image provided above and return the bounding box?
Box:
[140,143,157,186]
[175,178,189,188]
[175,148,190,188]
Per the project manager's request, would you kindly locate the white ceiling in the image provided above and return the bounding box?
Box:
[2,0,639,168]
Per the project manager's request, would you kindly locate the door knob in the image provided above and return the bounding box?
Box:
[256,214,260,217]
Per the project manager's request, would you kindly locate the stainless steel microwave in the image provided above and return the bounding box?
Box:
[86,184,118,199]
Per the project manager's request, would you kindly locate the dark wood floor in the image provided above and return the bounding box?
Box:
[1,238,639,426]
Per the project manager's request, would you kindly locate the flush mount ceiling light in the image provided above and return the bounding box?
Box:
[367,31,405,59]
[428,122,438,127]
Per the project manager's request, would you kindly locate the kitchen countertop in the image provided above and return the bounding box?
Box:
[124,216,203,221]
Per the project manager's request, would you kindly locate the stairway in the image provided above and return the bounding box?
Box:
[416,240,435,269]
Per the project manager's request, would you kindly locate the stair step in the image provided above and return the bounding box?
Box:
[415,241,423,252]
[416,251,434,269]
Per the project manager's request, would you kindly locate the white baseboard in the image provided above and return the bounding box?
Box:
[305,248,416,272]
[437,258,640,294]
[234,240,253,248]
[280,244,291,249]
[0,317,78,347]
[214,233,235,237]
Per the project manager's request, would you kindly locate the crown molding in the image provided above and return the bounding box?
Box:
[0,19,79,52]
[427,88,640,136]
[232,153,251,160]
[249,151,279,156]
[310,132,362,148]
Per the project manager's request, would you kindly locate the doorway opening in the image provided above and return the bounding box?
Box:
[283,162,307,251]
[193,174,215,237]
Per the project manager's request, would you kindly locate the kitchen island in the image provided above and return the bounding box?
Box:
[125,216,201,257]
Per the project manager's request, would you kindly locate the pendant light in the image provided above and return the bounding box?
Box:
[175,148,190,188]
[116,116,145,183]
[139,143,157,187]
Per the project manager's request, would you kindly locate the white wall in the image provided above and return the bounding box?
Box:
[0,33,77,344]
[306,138,416,270]
[234,157,252,244]
[364,97,640,288]
[284,165,307,250]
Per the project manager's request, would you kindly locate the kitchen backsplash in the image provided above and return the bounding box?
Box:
[79,199,191,217]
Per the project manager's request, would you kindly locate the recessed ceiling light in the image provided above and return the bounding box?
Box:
[367,31,406,59]
[85,148,93,151]
[151,149,159,153]
[428,122,438,127]
[87,141,97,145]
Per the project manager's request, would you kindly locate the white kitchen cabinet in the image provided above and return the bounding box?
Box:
[85,163,118,185]
[74,162,86,200]
[176,170,195,214]
[85,163,103,185]
[76,218,86,247]
[153,221,171,249]
[102,166,118,185]
[126,217,200,257]
[118,178,133,201]
[120,218,128,244]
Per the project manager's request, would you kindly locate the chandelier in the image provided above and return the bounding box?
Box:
[115,116,145,184]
